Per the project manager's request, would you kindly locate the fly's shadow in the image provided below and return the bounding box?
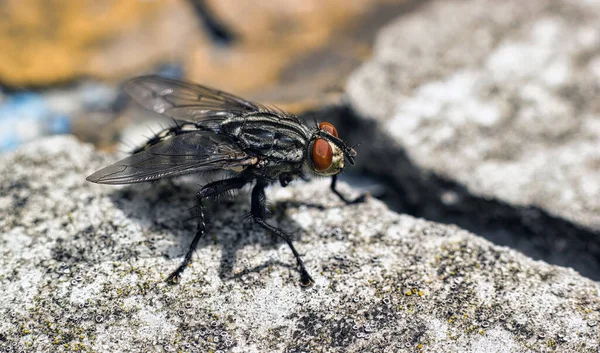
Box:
[107,177,318,283]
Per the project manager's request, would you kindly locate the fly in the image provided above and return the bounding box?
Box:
[87,75,366,286]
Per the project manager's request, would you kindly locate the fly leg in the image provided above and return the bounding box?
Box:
[166,177,247,284]
[279,171,311,187]
[330,174,367,205]
[251,180,314,286]
[279,173,295,187]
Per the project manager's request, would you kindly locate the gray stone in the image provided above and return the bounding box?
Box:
[1,136,599,352]
[347,0,600,233]
[344,0,600,280]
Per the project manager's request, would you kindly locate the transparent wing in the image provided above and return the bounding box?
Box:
[87,131,255,184]
[124,75,265,123]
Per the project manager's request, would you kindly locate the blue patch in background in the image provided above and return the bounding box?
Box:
[0,92,71,152]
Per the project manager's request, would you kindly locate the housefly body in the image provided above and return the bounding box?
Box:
[87,76,365,286]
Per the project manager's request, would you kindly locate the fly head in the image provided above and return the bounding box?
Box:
[307,122,357,177]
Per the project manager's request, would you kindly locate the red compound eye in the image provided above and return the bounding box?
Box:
[311,139,333,171]
[319,122,338,137]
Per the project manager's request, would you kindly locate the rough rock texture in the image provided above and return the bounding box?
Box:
[347,0,600,233]
[2,136,600,352]
[343,0,600,279]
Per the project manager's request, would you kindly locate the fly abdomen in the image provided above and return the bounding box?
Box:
[132,121,198,153]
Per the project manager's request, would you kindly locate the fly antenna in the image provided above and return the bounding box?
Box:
[351,141,364,149]
[315,130,356,165]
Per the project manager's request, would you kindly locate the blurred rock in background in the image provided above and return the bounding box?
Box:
[186,0,415,109]
[0,0,416,152]
[0,0,197,151]
[341,0,600,278]
[0,0,197,86]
